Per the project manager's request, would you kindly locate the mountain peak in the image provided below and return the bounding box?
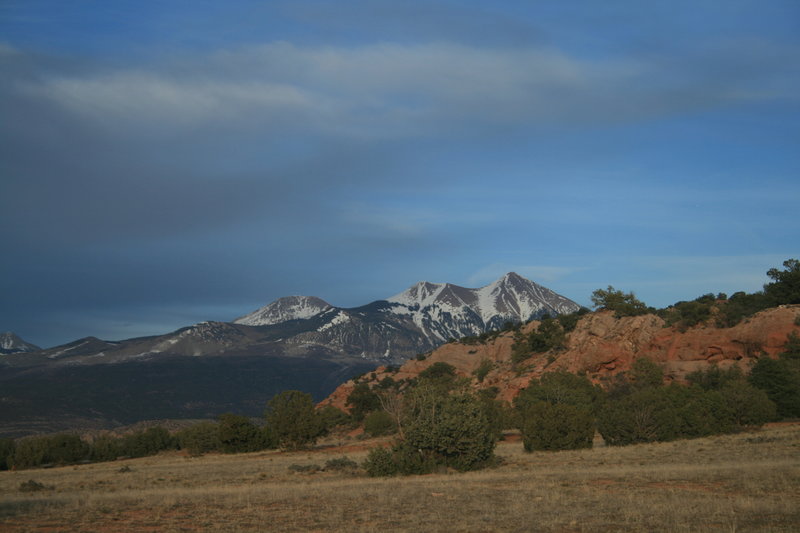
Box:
[386,272,579,331]
[0,332,41,354]
[233,295,332,326]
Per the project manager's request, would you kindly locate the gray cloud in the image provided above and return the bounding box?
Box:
[1,25,797,347]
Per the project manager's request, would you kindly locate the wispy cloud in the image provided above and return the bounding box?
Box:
[12,40,796,142]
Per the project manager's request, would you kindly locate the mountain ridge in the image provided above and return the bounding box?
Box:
[0,272,579,437]
[0,332,41,355]
[1,272,579,365]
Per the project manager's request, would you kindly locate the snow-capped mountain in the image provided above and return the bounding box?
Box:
[0,332,41,355]
[3,273,579,365]
[234,296,332,326]
[386,272,580,341]
[0,274,579,435]
[270,272,581,360]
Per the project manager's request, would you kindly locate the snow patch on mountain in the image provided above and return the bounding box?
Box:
[234,296,332,326]
[386,272,580,342]
[0,332,41,354]
[317,311,351,332]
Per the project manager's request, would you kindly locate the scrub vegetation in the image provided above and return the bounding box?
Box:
[1,423,798,532]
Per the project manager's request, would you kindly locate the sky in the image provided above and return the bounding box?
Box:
[1,1,798,348]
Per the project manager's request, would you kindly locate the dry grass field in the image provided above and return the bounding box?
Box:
[1,423,799,532]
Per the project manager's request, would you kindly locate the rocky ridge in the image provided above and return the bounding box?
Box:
[319,305,800,409]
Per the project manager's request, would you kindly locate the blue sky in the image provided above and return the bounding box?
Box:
[1,1,798,348]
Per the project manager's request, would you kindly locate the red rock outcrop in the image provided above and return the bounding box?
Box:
[319,305,800,410]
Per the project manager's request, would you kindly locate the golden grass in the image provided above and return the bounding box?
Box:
[1,424,799,532]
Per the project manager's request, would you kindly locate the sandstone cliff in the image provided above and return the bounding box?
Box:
[320,305,800,409]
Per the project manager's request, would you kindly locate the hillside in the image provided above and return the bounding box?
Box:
[321,304,800,409]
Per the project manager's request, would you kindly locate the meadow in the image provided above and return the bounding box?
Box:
[1,423,798,532]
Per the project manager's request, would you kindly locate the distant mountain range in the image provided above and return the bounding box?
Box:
[3,272,579,367]
[0,273,579,436]
[230,271,579,361]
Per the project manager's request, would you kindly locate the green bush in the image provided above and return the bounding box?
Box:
[591,286,650,317]
[749,356,800,419]
[403,390,495,472]
[528,317,566,353]
[718,381,776,427]
[515,371,603,415]
[364,410,396,437]
[672,386,733,438]
[177,422,222,455]
[597,387,682,445]
[0,438,16,470]
[764,258,800,305]
[317,405,350,432]
[473,359,493,383]
[11,434,90,469]
[10,436,50,469]
[627,358,664,390]
[477,388,514,440]
[418,362,457,381]
[218,413,264,453]
[716,291,772,327]
[362,447,398,477]
[345,382,381,422]
[556,307,589,333]
[511,319,568,364]
[366,384,497,476]
[520,402,594,452]
[266,390,324,450]
[597,382,767,445]
[783,332,800,359]
[686,364,745,390]
[118,427,175,458]
[660,298,713,330]
[90,434,122,462]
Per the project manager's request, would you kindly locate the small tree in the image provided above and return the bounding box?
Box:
[628,358,664,390]
[317,405,350,433]
[90,434,122,462]
[11,434,90,469]
[118,427,175,458]
[521,402,594,452]
[749,357,800,419]
[764,258,800,305]
[515,371,603,415]
[528,317,566,353]
[591,286,650,317]
[218,413,263,453]
[597,388,681,445]
[177,422,222,456]
[718,381,776,428]
[473,359,493,383]
[418,361,457,381]
[364,410,396,437]
[402,387,495,472]
[266,390,324,450]
[345,383,381,422]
